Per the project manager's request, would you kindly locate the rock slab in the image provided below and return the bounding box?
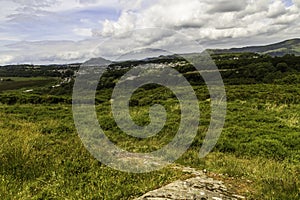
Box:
[135,167,245,200]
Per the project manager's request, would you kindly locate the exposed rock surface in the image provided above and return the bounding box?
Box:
[135,167,245,200]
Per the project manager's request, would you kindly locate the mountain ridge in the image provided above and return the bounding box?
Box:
[208,38,300,56]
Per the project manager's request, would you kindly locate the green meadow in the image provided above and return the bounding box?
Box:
[0,82,299,199]
[1,54,300,199]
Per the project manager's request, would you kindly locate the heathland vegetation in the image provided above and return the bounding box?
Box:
[0,51,299,199]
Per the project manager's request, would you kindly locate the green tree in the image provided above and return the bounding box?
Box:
[276,62,288,73]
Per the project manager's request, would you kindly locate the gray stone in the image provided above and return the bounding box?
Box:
[135,167,246,200]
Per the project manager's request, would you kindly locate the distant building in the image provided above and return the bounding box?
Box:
[24,89,34,93]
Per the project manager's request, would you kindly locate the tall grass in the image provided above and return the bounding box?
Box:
[0,83,299,199]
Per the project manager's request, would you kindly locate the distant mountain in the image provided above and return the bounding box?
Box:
[209,38,300,56]
[80,39,300,68]
[81,57,111,67]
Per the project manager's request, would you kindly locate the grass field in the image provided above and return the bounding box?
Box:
[0,77,58,92]
[0,84,299,199]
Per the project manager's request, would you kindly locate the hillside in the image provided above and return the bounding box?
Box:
[0,49,300,199]
[210,38,300,56]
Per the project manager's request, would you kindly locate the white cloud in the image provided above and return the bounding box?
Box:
[99,0,300,43]
[274,12,299,24]
[119,0,144,11]
[0,40,101,65]
[293,0,300,7]
[0,0,300,64]
[267,0,287,18]
[11,0,58,8]
[139,0,207,29]
[73,28,93,37]
[18,0,115,11]
[0,55,14,64]
[208,0,248,13]
[0,1,19,21]
[100,11,137,37]
[241,0,271,15]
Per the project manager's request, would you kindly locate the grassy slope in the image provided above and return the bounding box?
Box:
[0,84,299,199]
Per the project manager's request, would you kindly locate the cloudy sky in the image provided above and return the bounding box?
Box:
[0,0,299,65]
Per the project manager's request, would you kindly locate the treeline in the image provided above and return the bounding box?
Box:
[219,54,300,84]
[0,64,78,77]
[168,54,300,86]
[2,53,300,92]
[39,53,300,95]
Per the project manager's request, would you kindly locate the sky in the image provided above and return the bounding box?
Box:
[0,0,299,65]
